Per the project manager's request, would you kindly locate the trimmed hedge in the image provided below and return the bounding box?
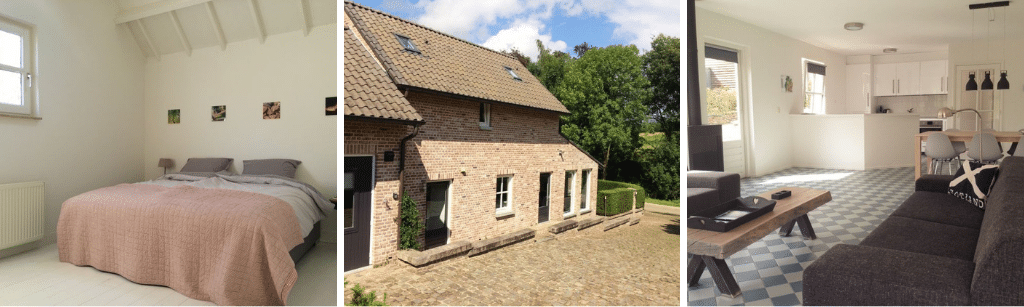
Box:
[596,180,647,216]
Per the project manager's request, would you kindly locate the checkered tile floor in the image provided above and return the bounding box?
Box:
[686,167,915,306]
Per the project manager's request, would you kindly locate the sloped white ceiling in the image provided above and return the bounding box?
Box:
[116,0,337,59]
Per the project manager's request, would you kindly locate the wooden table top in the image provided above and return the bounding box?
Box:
[915,130,1023,141]
[687,187,832,259]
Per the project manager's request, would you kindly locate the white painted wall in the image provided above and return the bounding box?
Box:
[949,36,1024,132]
[0,1,146,256]
[790,115,865,170]
[142,24,338,241]
[695,8,848,176]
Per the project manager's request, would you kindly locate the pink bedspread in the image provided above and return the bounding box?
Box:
[57,183,304,306]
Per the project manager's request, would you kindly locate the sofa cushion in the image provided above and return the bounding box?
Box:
[860,216,979,262]
[971,157,1024,305]
[686,188,718,215]
[948,161,999,210]
[890,192,985,229]
[686,171,739,205]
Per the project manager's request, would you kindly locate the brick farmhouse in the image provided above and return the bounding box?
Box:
[343,1,601,272]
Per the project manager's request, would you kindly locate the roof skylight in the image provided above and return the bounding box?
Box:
[504,66,522,81]
[394,34,420,53]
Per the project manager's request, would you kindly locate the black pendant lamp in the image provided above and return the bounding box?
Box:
[967,72,979,91]
[982,71,995,90]
[997,70,1010,89]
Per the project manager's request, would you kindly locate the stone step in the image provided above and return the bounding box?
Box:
[468,228,535,257]
[603,217,629,231]
[578,217,605,230]
[548,219,578,234]
[396,240,472,267]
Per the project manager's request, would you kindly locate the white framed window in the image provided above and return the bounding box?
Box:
[495,175,512,213]
[563,170,575,216]
[804,59,826,114]
[579,169,591,212]
[0,16,33,116]
[479,103,491,129]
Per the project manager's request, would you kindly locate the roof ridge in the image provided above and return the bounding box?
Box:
[343,1,518,62]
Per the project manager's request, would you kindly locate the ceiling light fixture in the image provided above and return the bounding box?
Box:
[966,1,1011,91]
[844,22,864,31]
[883,48,897,53]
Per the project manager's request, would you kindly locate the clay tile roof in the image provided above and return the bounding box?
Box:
[344,1,570,114]
[344,25,424,123]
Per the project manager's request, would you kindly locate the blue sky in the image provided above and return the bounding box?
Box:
[351,0,679,61]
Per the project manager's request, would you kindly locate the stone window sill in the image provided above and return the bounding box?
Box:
[495,210,514,218]
[563,212,576,218]
[579,209,591,214]
[479,124,492,131]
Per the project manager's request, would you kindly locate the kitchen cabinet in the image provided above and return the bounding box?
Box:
[874,63,898,96]
[846,64,871,113]
[896,62,920,95]
[919,60,948,94]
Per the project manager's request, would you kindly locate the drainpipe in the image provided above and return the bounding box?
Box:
[398,125,421,198]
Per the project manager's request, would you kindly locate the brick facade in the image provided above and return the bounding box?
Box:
[345,91,600,265]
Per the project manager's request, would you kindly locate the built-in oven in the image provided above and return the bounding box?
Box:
[920,118,948,153]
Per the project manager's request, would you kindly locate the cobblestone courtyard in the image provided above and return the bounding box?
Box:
[343,211,681,306]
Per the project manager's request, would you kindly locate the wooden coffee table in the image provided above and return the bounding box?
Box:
[687,187,832,297]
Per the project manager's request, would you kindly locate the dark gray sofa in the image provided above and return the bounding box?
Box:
[804,156,1024,306]
[686,171,740,214]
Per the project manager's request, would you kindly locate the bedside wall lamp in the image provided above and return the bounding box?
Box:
[158,158,174,174]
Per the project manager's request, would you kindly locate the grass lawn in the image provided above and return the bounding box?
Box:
[646,198,679,207]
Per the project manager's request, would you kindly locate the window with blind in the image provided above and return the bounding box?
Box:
[804,61,826,114]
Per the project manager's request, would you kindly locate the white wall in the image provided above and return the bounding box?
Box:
[695,8,848,176]
[864,115,919,169]
[790,115,865,170]
[142,24,338,241]
[949,36,1024,132]
[0,1,146,256]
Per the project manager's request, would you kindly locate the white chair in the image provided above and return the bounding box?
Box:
[944,129,968,155]
[1014,136,1024,157]
[925,133,959,174]
[968,133,1004,164]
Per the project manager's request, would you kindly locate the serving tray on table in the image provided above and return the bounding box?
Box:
[687,196,776,232]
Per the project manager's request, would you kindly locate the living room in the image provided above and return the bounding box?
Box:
[687,0,1024,305]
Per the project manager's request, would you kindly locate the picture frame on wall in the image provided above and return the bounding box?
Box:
[326,97,337,116]
[168,109,180,124]
[263,102,281,119]
[781,75,793,93]
[212,105,226,121]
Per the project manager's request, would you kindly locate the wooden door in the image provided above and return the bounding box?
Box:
[344,156,373,272]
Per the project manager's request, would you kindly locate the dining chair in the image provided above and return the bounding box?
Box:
[925,133,959,175]
[944,129,968,155]
[968,133,1004,164]
[1014,136,1024,157]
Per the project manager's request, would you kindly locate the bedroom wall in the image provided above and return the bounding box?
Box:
[0,1,146,257]
[142,24,338,242]
[695,8,848,176]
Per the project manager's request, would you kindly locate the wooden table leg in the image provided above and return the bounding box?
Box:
[796,215,817,240]
[687,255,706,287]
[701,256,742,298]
[778,219,797,237]
[915,136,923,179]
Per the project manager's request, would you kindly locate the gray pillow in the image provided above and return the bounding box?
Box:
[243,159,302,178]
[179,158,233,173]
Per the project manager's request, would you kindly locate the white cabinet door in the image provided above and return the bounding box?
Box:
[846,64,871,113]
[920,60,948,94]
[873,63,897,96]
[896,62,920,95]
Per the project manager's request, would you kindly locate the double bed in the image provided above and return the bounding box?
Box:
[56,158,332,306]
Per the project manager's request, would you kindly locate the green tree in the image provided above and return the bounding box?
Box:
[642,34,681,134]
[558,44,650,179]
[501,47,531,69]
[529,40,572,92]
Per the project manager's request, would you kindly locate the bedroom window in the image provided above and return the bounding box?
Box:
[804,60,826,114]
[395,34,420,53]
[479,103,491,129]
[0,16,33,116]
[495,176,512,212]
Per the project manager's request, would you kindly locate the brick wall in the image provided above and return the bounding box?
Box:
[345,91,600,266]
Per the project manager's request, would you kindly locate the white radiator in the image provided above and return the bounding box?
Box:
[0,181,44,250]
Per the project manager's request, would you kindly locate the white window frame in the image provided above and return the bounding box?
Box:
[563,170,575,217]
[803,59,826,114]
[0,16,33,116]
[495,175,512,215]
[479,103,491,129]
[579,169,591,213]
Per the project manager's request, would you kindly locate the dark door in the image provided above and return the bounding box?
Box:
[539,173,550,223]
[344,157,373,272]
[424,181,450,250]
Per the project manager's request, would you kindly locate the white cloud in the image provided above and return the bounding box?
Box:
[413,0,525,41]
[580,0,680,52]
[481,19,568,60]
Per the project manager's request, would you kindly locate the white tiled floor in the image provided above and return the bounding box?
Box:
[0,242,336,306]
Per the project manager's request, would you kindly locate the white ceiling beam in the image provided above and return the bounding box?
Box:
[205,2,227,51]
[298,0,310,36]
[115,0,213,24]
[168,11,192,56]
[133,20,160,60]
[247,0,266,44]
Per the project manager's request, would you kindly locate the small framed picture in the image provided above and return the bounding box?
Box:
[263,102,280,119]
[212,105,226,121]
[168,109,180,124]
[781,75,793,92]
[326,97,337,116]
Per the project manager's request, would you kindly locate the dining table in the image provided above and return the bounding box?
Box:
[915,130,1023,179]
